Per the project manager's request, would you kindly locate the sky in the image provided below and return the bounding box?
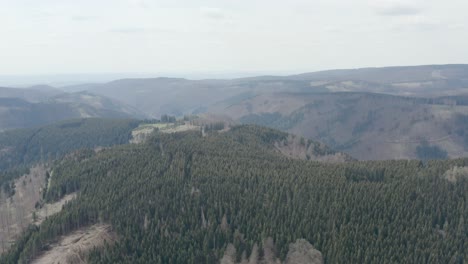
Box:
[0,0,467,78]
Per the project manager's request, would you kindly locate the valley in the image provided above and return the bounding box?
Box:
[1,64,468,263]
[2,64,468,160]
[218,92,468,160]
[2,0,468,262]
[45,64,468,160]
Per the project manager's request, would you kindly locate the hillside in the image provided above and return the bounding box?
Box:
[214,92,468,160]
[1,125,466,263]
[62,65,468,119]
[0,118,140,189]
[52,65,468,161]
[0,121,350,257]
[0,90,145,131]
[66,77,324,118]
[0,86,62,103]
[290,64,468,97]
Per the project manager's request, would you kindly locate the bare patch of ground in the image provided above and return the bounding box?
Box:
[443,166,468,183]
[130,127,156,143]
[34,193,77,225]
[0,166,77,254]
[0,147,13,158]
[274,135,352,163]
[160,123,199,133]
[0,166,46,253]
[285,239,323,264]
[31,224,116,264]
[131,122,201,143]
[221,237,323,264]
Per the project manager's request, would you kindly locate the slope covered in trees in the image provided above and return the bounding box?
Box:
[1,125,466,263]
[0,91,145,131]
[218,92,468,160]
[0,118,140,192]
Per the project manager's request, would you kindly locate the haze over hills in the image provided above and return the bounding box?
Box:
[50,64,468,160]
[64,77,325,118]
[216,92,468,160]
[0,86,62,103]
[290,64,468,96]
[1,64,468,260]
[2,0,468,262]
[0,86,146,131]
[64,64,468,117]
[2,64,468,159]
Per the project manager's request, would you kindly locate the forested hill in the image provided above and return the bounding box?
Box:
[2,125,467,263]
[0,118,140,170]
[0,118,139,191]
[0,89,145,131]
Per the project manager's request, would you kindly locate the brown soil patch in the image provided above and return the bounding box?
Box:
[0,166,46,253]
[32,224,116,264]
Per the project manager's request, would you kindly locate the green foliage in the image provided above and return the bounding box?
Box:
[2,127,467,263]
[0,167,29,197]
[0,118,139,188]
[160,114,176,123]
[0,118,139,170]
[352,111,377,136]
[204,122,225,132]
[416,141,448,161]
[454,114,468,150]
[221,91,256,106]
[239,110,305,131]
[239,112,282,127]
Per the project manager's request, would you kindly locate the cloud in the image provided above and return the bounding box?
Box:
[448,23,466,30]
[108,27,147,34]
[391,15,441,31]
[372,0,423,16]
[31,11,57,21]
[126,0,151,9]
[71,15,97,21]
[322,25,343,33]
[200,7,226,20]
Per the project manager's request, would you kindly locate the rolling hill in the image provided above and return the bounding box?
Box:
[63,64,468,119]
[0,118,140,172]
[3,64,466,160]
[64,77,324,118]
[0,88,145,131]
[0,86,62,103]
[214,92,468,160]
[51,64,468,161]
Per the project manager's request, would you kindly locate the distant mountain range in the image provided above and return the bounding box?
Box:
[2,64,468,160]
[2,65,468,263]
[55,64,468,160]
[59,64,468,117]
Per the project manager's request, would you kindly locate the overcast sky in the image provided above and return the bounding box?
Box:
[0,0,467,77]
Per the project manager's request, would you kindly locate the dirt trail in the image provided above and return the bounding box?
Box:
[32,224,116,264]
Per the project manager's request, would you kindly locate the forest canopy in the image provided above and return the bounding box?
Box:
[2,125,467,263]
